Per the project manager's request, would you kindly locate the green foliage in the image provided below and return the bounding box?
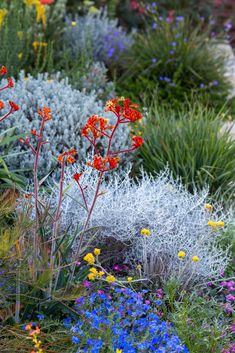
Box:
[118,17,231,109]
[138,103,235,202]
[0,321,74,353]
[163,288,232,353]
[0,127,26,190]
[0,0,65,77]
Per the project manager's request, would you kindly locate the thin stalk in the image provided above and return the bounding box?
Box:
[49,160,65,296]
[0,109,12,123]
[15,260,21,324]
[33,119,45,253]
[69,171,104,284]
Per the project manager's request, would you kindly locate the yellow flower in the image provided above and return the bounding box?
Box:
[94,248,101,256]
[140,228,151,236]
[192,255,199,262]
[127,277,133,282]
[116,350,123,353]
[98,271,105,277]
[24,0,39,6]
[89,267,98,275]
[35,3,46,27]
[208,220,224,228]
[204,203,213,212]
[83,253,95,265]
[87,273,96,281]
[0,9,7,28]
[106,275,116,283]
[88,6,99,15]
[71,21,77,26]
[178,251,186,259]
[216,221,225,227]
[18,53,23,60]
[17,31,24,40]
[32,41,47,50]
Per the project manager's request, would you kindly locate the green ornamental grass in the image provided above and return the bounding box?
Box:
[118,15,231,109]
[138,103,235,202]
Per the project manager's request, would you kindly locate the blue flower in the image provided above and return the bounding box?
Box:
[72,336,80,344]
[36,314,44,320]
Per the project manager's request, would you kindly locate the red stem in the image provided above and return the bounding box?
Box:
[109,147,137,155]
[0,85,10,92]
[76,181,89,211]
[0,109,12,123]
[49,160,65,294]
[33,119,45,251]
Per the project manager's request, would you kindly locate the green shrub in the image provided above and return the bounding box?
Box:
[118,16,231,109]
[137,103,235,202]
[162,282,233,353]
[0,0,65,77]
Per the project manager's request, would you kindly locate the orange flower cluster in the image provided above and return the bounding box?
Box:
[0,66,7,75]
[81,114,114,139]
[132,135,144,148]
[73,172,83,182]
[25,323,41,336]
[38,107,52,121]
[0,66,19,123]
[105,98,142,122]
[87,154,120,171]
[57,148,77,164]
[9,100,20,111]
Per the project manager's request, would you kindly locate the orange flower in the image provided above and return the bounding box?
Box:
[0,101,4,109]
[107,156,120,169]
[29,326,40,335]
[104,98,142,122]
[73,172,83,182]
[25,324,32,330]
[7,77,14,88]
[82,115,113,139]
[67,155,76,164]
[38,107,52,121]
[87,155,120,171]
[9,101,19,111]
[0,66,7,75]
[57,148,77,164]
[31,129,37,136]
[132,136,143,148]
[87,154,106,171]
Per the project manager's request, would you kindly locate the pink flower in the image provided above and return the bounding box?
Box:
[226,294,235,302]
[97,290,105,295]
[156,289,164,299]
[40,0,54,4]
[113,264,121,271]
[83,280,91,288]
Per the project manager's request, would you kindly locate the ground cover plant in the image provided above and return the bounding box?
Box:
[0,1,235,352]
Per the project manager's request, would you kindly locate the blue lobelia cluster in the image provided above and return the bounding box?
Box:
[64,287,189,353]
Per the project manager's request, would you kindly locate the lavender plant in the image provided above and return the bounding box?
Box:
[0,72,129,174]
[53,167,231,287]
[64,9,133,66]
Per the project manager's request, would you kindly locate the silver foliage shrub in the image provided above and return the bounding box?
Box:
[52,167,231,286]
[64,9,133,65]
[78,61,115,101]
[0,72,129,173]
